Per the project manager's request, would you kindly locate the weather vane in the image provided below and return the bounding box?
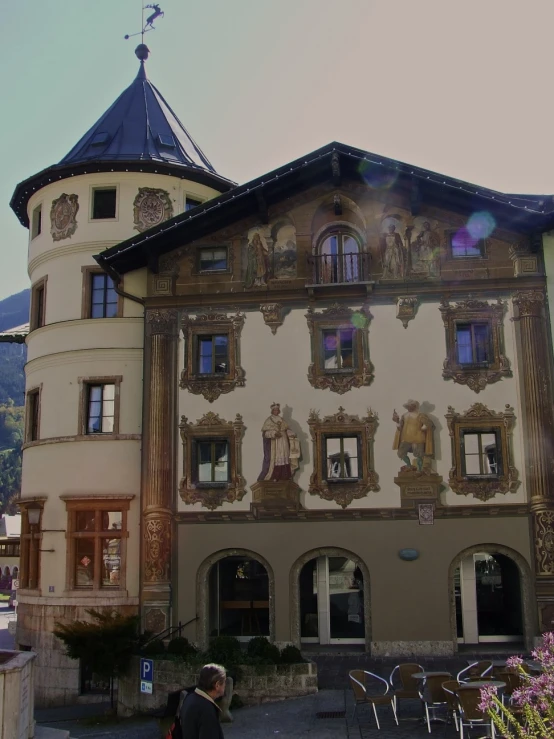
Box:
[124,4,165,41]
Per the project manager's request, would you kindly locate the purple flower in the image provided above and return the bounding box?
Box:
[506,655,523,669]
[478,684,498,712]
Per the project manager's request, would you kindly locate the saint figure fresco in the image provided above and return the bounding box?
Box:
[245,231,270,288]
[392,399,434,472]
[258,403,300,481]
[412,220,440,277]
[380,223,405,279]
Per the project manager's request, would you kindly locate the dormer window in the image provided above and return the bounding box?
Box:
[91,187,117,220]
[158,133,176,148]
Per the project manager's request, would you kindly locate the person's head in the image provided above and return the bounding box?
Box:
[198,663,226,698]
[271,403,281,416]
[422,221,430,231]
[387,223,396,233]
[403,400,420,413]
[252,233,261,245]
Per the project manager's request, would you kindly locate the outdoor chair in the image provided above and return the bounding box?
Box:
[441,679,461,731]
[456,660,493,682]
[348,669,398,730]
[418,672,452,733]
[389,662,424,712]
[456,684,496,738]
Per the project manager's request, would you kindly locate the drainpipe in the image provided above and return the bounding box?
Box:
[95,258,145,307]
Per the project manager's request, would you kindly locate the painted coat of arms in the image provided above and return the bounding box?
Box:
[50,193,79,241]
[133,188,173,232]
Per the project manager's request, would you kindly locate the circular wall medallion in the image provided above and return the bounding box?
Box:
[133,187,173,232]
[50,193,79,241]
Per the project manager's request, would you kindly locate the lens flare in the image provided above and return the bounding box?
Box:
[351,312,367,329]
[467,211,495,241]
[358,160,398,190]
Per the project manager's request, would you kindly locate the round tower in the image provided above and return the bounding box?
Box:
[10,47,234,706]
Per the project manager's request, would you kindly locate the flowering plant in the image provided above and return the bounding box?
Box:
[478,632,554,738]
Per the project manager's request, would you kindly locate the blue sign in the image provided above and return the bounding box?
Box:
[140,658,154,682]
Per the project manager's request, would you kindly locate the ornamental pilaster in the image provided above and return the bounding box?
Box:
[141,308,178,631]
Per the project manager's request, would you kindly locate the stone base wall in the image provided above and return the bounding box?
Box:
[118,657,318,717]
[370,640,454,657]
[16,600,138,707]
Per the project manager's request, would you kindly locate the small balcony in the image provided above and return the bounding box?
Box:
[307,252,373,286]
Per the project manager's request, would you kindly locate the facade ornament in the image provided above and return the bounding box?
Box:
[308,407,379,508]
[143,516,171,581]
[144,607,167,634]
[50,193,79,241]
[133,187,174,232]
[146,308,178,336]
[534,509,554,575]
[445,403,519,502]
[395,296,419,328]
[513,290,545,318]
[509,242,540,277]
[179,412,246,510]
[260,303,285,334]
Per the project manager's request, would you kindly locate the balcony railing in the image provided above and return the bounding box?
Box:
[307,252,372,285]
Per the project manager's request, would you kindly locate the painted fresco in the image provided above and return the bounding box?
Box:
[379,213,441,280]
[244,220,297,288]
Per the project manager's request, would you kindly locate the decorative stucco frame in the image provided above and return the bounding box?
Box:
[180,311,245,402]
[308,407,379,508]
[439,299,511,393]
[448,544,536,653]
[305,304,374,394]
[179,412,246,510]
[445,403,519,502]
[289,547,371,652]
[196,548,276,649]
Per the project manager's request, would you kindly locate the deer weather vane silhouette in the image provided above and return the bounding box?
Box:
[124,4,165,40]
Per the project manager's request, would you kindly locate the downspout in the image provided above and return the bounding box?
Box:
[94,257,145,307]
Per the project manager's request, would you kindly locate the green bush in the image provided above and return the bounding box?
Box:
[279,645,305,664]
[246,636,280,664]
[167,636,198,661]
[205,635,243,666]
[140,639,166,657]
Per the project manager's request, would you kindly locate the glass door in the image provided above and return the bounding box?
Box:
[300,556,365,645]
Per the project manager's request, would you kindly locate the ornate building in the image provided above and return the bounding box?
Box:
[10,46,554,705]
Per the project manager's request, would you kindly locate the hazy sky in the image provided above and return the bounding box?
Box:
[2,0,554,301]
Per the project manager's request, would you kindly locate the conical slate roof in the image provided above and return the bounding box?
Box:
[10,47,234,227]
[60,58,216,172]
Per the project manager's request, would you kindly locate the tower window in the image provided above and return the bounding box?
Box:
[92,188,117,220]
[91,273,118,318]
[86,383,116,434]
[31,205,42,238]
[185,197,203,212]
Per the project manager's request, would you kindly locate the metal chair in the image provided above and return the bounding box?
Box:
[456,660,493,682]
[456,684,496,738]
[441,679,461,731]
[418,672,452,733]
[348,669,398,730]
[389,662,424,712]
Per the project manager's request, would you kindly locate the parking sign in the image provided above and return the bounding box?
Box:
[140,658,153,682]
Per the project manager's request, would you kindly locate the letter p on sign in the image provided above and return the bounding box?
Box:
[140,658,153,682]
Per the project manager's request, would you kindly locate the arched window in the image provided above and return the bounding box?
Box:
[208,555,270,640]
[317,231,362,284]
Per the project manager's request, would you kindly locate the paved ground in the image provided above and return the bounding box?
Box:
[0,601,16,650]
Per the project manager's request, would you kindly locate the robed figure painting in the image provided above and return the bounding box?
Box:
[258,403,300,481]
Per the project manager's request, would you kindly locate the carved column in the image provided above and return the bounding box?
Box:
[513,290,554,631]
[141,308,178,634]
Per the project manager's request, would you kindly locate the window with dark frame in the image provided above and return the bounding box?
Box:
[185,196,202,211]
[322,328,355,370]
[455,322,491,365]
[325,435,360,481]
[196,335,229,375]
[20,508,41,590]
[86,384,115,434]
[90,273,118,318]
[92,188,117,220]
[36,284,45,329]
[450,229,486,258]
[27,389,40,442]
[71,509,123,589]
[195,439,230,483]
[198,247,228,272]
[461,429,501,477]
[31,205,42,238]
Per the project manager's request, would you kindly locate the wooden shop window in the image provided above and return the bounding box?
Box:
[25,387,41,443]
[30,277,47,331]
[440,299,510,393]
[179,412,245,510]
[78,377,122,436]
[180,311,245,402]
[445,403,519,502]
[305,304,373,394]
[81,267,121,319]
[308,407,379,509]
[65,499,130,590]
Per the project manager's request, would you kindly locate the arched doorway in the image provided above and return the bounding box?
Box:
[196,549,275,648]
[291,548,370,649]
[449,545,535,651]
